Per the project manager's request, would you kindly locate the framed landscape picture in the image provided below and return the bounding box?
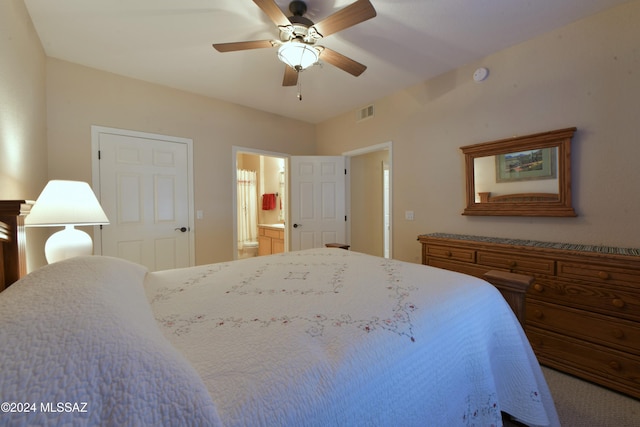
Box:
[495,148,557,182]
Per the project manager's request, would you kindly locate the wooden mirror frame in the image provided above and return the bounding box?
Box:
[460,127,577,217]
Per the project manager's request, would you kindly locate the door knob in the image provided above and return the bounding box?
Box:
[293,223,301,228]
[175,227,189,232]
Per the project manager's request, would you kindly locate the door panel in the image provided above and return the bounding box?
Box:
[155,175,177,221]
[94,128,192,271]
[321,181,338,218]
[290,156,346,250]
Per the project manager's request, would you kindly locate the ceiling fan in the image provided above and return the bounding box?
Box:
[212,0,377,88]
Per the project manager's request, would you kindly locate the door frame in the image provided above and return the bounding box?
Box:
[232,146,289,260]
[91,126,196,265]
[342,141,393,258]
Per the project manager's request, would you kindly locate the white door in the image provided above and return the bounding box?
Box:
[92,127,194,271]
[290,156,346,250]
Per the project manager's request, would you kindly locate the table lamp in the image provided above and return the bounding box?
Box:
[25,180,109,263]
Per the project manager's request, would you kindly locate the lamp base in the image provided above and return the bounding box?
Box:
[44,225,94,264]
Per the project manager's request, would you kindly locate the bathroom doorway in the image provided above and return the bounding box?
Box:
[233,147,287,260]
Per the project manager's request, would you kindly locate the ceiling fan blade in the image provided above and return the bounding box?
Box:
[320,47,367,77]
[282,66,298,86]
[212,40,274,52]
[253,0,291,28]
[312,0,376,38]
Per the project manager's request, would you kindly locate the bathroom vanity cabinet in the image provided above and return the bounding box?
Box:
[258,225,285,256]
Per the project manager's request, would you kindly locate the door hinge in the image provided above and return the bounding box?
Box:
[98,150,101,160]
[345,215,347,221]
[344,168,347,175]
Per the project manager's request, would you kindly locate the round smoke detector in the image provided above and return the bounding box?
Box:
[473,67,489,82]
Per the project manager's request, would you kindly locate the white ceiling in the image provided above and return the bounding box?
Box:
[24,0,630,124]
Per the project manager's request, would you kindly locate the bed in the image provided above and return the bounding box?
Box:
[0,230,559,426]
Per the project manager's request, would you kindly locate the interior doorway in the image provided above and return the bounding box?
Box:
[233,147,287,260]
[344,142,392,258]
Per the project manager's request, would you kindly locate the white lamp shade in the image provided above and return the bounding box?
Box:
[277,41,319,70]
[25,180,109,226]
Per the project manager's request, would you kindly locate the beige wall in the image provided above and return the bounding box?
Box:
[0,0,49,269]
[45,59,315,266]
[316,1,640,263]
[259,156,285,226]
[350,150,387,256]
[0,0,47,200]
[4,1,640,270]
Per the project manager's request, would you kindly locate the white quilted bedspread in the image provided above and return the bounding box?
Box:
[0,256,221,427]
[146,248,560,427]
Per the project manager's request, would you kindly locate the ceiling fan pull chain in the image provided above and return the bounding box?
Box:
[297,72,303,101]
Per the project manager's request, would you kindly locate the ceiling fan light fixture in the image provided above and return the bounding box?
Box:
[277,41,319,71]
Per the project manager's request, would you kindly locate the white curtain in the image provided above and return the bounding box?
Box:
[237,169,257,249]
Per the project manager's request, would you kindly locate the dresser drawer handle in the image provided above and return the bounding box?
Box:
[533,284,544,293]
[533,309,544,319]
[598,271,611,280]
[612,298,625,308]
[609,361,621,371]
[509,261,517,268]
[444,251,452,257]
[612,329,625,339]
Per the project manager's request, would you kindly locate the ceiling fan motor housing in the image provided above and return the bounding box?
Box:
[289,1,307,17]
[280,0,319,44]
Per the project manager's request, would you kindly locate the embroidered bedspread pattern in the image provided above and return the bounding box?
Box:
[146,248,559,427]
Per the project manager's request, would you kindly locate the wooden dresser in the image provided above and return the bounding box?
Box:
[418,232,640,399]
[0,200,32,291]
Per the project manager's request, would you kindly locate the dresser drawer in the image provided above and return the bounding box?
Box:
[426,258,488,278]
[477,250,555,275]
[424,244,475,263]
[558,261,640,289]
[527,328,640,399]
[526,301,640,355]
[528,278,640,321]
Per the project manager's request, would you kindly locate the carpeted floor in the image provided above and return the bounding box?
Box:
[504,366,640,426]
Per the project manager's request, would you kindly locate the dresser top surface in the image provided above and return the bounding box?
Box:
[419,233,640,258]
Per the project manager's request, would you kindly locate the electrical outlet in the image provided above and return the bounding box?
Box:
[405,210,414,221]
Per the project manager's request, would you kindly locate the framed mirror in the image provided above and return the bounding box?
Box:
[460,127,577,217]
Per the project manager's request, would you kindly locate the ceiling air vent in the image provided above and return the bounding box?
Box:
[356,104,374,122]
